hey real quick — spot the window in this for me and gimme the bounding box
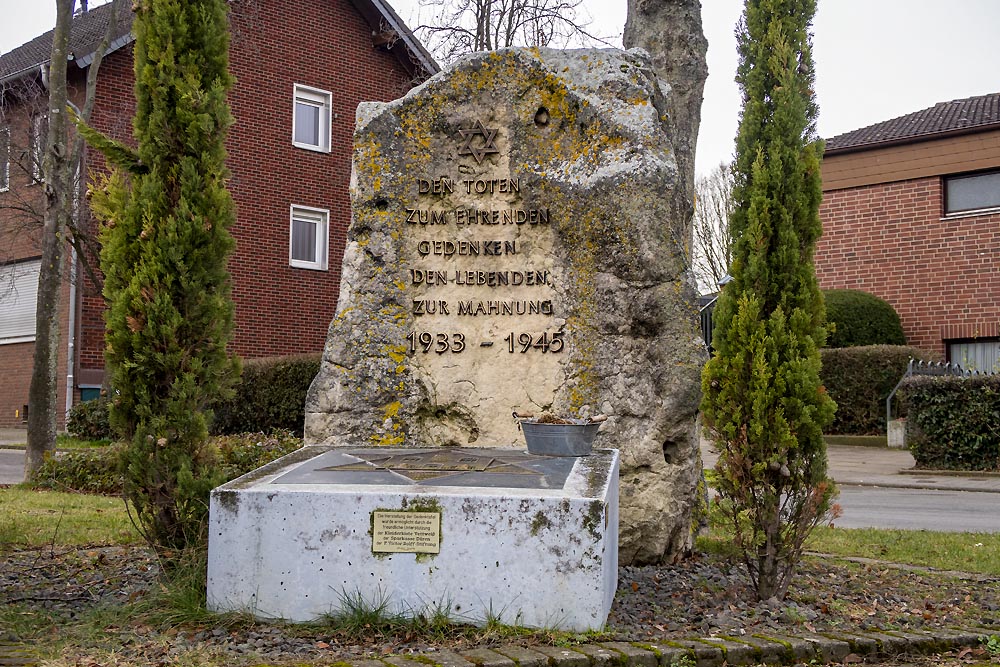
[0,259,41,344]
[949,339,1000,375]
[30,113,47,183]
[944,170,1000,215]
[0,127,9,192]
[293,85,332,152]
[289,205,329,270]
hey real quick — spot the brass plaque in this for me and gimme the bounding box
[372,511,441,554]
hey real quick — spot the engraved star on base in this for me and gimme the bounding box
[457,120,500,164]
[320,449,542,483]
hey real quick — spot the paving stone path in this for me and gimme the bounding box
[0,644,35,666]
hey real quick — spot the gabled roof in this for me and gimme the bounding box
[825,92,1000,155]
[0,3,133,84]
[0,0,437,86]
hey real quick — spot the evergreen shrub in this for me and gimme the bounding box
[902,375,1000,470]
[700,0,835,600]
[211,354,321,436]
[824,289,905,348]
[820,345,935,435]
[29,431,303,495]
[84,0,240,553]
[67,396,113,440]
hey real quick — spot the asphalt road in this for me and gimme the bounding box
[0,449,24,485]
[834,485,1000,533]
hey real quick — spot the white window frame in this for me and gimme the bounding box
[0,259,41,345]
[0,127,9,192]
[292,84,332,153]
[289,204,329,271]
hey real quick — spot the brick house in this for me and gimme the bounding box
[0,0,437,428]
[815,93,1000,373]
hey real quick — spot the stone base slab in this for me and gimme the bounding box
[207,446,619,631]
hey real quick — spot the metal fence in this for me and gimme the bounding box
[886,358,987,424]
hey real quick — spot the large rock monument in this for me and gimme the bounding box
[305,47,705,564]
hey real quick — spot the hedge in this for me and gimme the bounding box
[210,353,322,436]
[30,430,303,494]
[67,395,113,440]
[824,289,906,348]
[901,375,1000,471]
[820,345,935,435]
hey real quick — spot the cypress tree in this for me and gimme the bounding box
[86,0,239,554]
[700,0,837,600]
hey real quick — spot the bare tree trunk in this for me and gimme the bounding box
[25,0,75,477]
[25,0,123,477]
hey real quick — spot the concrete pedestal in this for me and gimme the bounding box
[207,446,619,631]
[888,419,907,449]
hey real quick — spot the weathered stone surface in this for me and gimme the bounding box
[305,47,705,564]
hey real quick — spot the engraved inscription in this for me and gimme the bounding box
[404,122,564,356]
[372,511,441,554]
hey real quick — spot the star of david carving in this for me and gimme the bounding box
[320,449,543,483]
[457,120,500,164]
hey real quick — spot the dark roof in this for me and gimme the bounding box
[0,3,133,84]
[825,92,1000,154]
[0,0,436,85]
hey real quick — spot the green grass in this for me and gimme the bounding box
[0,435,112,450]
[822,434,888,448]
[806,526,1000,574]
[698,499,1000,575]
[56,434,114,449]
[0,487,140,549]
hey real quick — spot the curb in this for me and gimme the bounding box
[333,627,989,667]
[836,480,1000,494]
[0,626,991,666]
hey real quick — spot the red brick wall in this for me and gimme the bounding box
[0,77,79,428]
[0,342,34,426]
[78,0,415,376]
[3,0,417,425]
[815,176,1000,357]
[224,0,413,358]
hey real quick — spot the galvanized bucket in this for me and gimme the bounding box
[515,413,605,456]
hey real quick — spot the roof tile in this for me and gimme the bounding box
[0,3,133,81]
[825,92,1000,153]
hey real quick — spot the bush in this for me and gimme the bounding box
[29,431,303,495]
[211,354,321,436]
[67,396,114,440]
[215,430,303,480]
[902,375,1000,471]
[824,289,906,348]
[820,345,936,435]
[30,445,124,495]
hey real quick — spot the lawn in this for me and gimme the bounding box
[0,487,140,549]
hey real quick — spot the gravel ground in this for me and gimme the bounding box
[3,545,999,665]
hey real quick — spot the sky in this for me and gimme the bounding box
[1,0,997,178]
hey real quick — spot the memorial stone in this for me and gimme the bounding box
[304,47,705,564]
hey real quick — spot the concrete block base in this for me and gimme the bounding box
[207,446,619,631]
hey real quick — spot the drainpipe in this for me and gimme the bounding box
[65,247,78,419]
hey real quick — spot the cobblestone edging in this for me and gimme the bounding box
[349,627,988,667]
[0,627,989,666]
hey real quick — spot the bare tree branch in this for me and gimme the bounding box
[691,162,734,294]
[414,0,612,64]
